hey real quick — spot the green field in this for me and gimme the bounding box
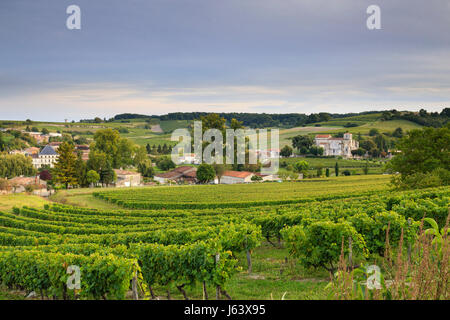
[93,175,391,209]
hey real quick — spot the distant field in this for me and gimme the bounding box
[315,119,422,135]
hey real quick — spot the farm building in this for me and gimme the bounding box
[114,170,142,187]
[220,170,254,184]
[154,166,197,184]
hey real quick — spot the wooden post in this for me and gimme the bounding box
[202,281,208,300]
[215,253,221,300]
[131,272,139,300]
[407,218,412,263]
[246,250,252,274]
[348,237,353,268]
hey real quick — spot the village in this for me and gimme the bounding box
[0,121,374,196]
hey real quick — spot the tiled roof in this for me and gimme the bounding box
[155,171,182,179]
[173,166,196,174]
[315,135,332,139]
[222,170,253,179]
[114,169,140,176]
[39,145,58,156]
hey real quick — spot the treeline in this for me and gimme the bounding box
[382,108,449,128]
[113,112,335,128]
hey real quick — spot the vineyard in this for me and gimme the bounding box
[92,175,390,209]
[0,177,448,299]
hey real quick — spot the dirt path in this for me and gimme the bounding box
[151,124,163,133]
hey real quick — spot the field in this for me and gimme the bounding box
[0,174,448,300]
[93,175,391,209]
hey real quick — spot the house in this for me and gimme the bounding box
[32,145,59,169]
[28,132,48,144]
[48,141,62,151]
[254,173,278,182]
[75,145,90,161]
[24,147,40,156]
[154,166,197,184]
[220,170,254,184]
[114,170,142,187]
[7,176,49,196]
[255,148,280,159]
[178,153,201,165]
[314,133,359,158]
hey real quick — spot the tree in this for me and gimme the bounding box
[0,154,36,178]
[388,125,450,188]
[200,113,226,135]
[292,135,313,153]
[360,139,376,152]
[156,157,176,171]
[230,118,244,130]
[100,161,116,186]
[0,133,5,151]
[146,143,151,154]
[325,168,330,177]
[335,162,339,177]
[369,128,379,136]
[293,160,309,175]
[75,153,88,187]
[91,129,134,169]
[316,166,323,177]
[251,174,263,182]
[87,149,107,173]
[196,163,216,183]
[133,146,148,166]
[213,163,226,184]
[280,145,293,158]
[393,127,403,138]
[351,148,365,157]
[39,170,52,181]
[86,170,100,187]
[41,128,50,135]
[363,162,369,175]
[54,142,78,188]
[309,145,324,156]
[137,160,154,178]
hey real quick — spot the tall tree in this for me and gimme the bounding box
[292,135,314,153]
[54,142,78,188]
[335,162,339,177]
[197,163,216,183]
[388,125,450,188]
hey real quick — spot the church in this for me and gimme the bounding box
[314,133,359,158]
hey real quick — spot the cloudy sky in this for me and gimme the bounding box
[0,0,449,121]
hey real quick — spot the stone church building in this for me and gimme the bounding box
[314,133,359,158]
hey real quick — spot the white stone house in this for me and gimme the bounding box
[114,170,142,187]
[314,133,359,158]
[32,145,59,169]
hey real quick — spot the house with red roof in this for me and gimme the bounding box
[220,170,254,184]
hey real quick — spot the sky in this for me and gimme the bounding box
[0,0,449,121]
